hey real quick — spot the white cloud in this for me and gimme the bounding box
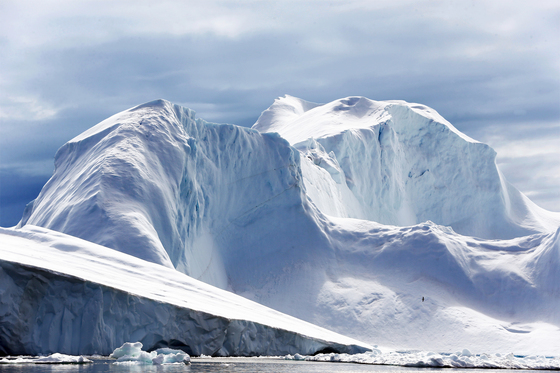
[1,0,291,48]
[494,138,560,160]
[0,96,59,121]
[0,0,558,216]
[487,131,560,212]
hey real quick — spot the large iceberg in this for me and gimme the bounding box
[7,96,560,356]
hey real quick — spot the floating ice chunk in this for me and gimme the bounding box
[110,342,190,365]
[306,350,560,370]
[110,342,144,359]
[0,358,31,364]
[151,354,164,365]
[0,354,91,364]
[115,351,157,364]
[429,355,445,366]
[154,347,184,355]
[163,353,190,364]
[152,350,190,365]
[35,354,92,364]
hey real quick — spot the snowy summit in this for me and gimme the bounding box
[1,95,559,359]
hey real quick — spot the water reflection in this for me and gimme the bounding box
[0,358,531,373]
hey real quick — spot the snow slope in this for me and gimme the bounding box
[283,217,560,355]
[11,96,560,356]
[0,225,370,356]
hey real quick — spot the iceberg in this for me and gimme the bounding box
[110,342,190,365]
[109,342,146,359]
[4,96,560,356]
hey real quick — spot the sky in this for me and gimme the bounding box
[0,0,559,227]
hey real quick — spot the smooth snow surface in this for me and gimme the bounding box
[9,96,560,356]
[0,225,370,356]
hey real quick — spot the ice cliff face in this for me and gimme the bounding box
[12,96,560,355]
[0,226,369,356]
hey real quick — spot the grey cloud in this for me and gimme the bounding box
[0,0,558,224]
[497,155,560,212]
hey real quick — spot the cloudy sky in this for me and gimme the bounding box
[1,0,559,226]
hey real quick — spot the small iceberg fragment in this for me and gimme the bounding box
[109,341,144,359]
[35,354,92,364]
[0,353,92,364]
[110,342,190,365]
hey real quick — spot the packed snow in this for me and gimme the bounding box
[5,96,560,357]
[0,225,370,356]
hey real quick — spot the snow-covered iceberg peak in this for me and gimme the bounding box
[253,95,560,239]
[253,95,476,147]
[18,99,307,288]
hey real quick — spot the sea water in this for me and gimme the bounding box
[0,358,541,373]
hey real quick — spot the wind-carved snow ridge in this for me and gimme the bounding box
[7,95,560,357]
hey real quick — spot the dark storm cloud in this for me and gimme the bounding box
[0,168,50,227]
[1,0,559,225]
